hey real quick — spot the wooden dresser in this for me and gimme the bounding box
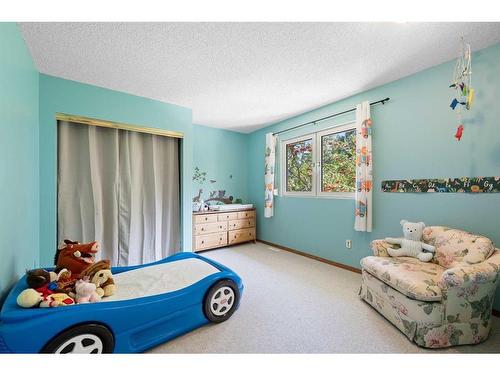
[192,208,256,252]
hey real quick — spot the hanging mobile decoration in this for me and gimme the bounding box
[449,38,474,141]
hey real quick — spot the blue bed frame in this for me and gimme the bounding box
[0,252,243,353]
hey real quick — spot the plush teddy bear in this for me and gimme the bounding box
[91,269,115,298]
[385,220,436,262]
[79,260,116,297]
[75,277,101,304]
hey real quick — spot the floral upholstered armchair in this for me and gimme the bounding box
[359,226,500,348]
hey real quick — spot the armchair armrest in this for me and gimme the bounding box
[441,251,500,288]
[440,251,500,324]
[370,239,399,257]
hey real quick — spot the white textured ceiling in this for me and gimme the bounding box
[20,22,500,133]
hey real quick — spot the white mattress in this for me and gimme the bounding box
[103,258,219,302]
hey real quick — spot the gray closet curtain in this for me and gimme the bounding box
[57,121,180,266]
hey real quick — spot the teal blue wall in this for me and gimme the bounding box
[0,23,39,302]
[247,42,500,309]
[39,74,193,266]
[193,124,248,204]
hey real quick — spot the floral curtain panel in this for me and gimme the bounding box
[354,101,373,232]
[264,132,276,218]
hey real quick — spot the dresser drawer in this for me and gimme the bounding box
[217,212,238,221]
[194,221,227,235]
[195,233,227,251]
[194,214,218,224]
[228,228,256,245]
[237,210,255,219]
[228,218,255,230]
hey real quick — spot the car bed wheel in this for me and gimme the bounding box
[41,324,114,354]
[204,279,240,323]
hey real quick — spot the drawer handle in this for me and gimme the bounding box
[201,228,204,231]
[249,233,252,236]
[201,241,204,244]
[220,238,223,241]
[204,217,208,220]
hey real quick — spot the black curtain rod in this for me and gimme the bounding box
[272,97,390,136]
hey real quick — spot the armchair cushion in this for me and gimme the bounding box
[361,256,445,301]
[422,226,495,268]
[361,270,444,325]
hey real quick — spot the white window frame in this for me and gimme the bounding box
[280,121,356,199]
[280,133,316,197]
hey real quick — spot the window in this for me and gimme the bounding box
[281,122,356,198]
[284,135,315,195]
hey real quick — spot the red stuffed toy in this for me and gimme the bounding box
[54,239,99,278]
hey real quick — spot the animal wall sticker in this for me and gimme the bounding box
[381,177,500,193]
[192,166,235,205]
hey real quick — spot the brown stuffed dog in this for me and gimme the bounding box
[79,260,116,297]
[54,239,99,278]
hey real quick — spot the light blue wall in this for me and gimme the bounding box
[247,42,500,309]
[39,74,193,266]
[193,124,248,204]
[0,23,39,302]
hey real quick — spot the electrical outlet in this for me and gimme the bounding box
[345,240,352,249]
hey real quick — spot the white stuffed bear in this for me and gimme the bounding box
[385,220,436,262]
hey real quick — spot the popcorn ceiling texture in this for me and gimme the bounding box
[19,22,500,132]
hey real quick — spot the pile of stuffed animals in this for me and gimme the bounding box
[16,239,117,308]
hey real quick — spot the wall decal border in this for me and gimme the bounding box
[381,177,500,193]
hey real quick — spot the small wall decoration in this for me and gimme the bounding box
[192,166,207,185]
[192,166,235,205]
[449,38,475,141]
[192,166,207,205]
[382,177,500,193]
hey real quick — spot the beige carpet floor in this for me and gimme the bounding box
[148,242,500,353]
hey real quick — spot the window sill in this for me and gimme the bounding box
[280,193,355,200]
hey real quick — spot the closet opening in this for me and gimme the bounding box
[56,114,182,266]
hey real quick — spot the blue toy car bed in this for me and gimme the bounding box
[0,252,243,353]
